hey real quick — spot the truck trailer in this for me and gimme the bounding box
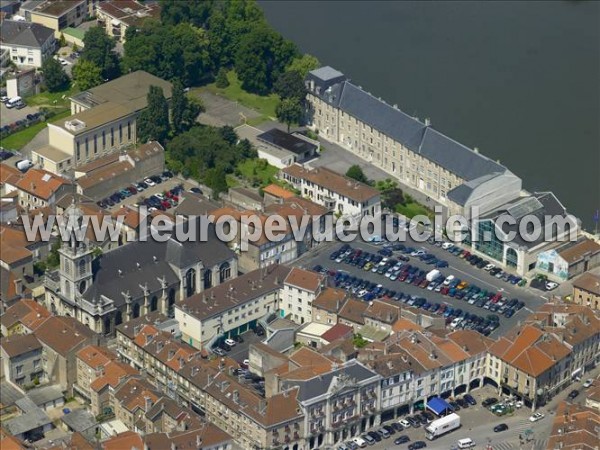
[426,269,442,282]
[425,413,461,440]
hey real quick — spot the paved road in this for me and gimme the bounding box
[297,237,547,338]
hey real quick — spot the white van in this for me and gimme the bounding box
[458,438,475,448]
[6,96,22,108]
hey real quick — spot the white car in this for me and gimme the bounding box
[352,437,367,448]
[411,250,426,257]
[58,58,68,65]
[484,264,495,271]
[545,281,559,291]
[529,412,545,422]
[442,242,454,250]
[145,178,156,187]
[515,401,523,408]
[443,275,455,285]
[398,419,411,428]
[224,338,236,347]
[583,379,594,388]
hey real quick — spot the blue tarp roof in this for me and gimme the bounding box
[427,397,452,415]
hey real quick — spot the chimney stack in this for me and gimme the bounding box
[13,278,23,295]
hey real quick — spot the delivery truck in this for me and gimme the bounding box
[426,269,442,283]
[425,413,461,440]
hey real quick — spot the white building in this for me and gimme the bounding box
[282,267,325,325]
[0,20,55,68]
[280,164,381,217]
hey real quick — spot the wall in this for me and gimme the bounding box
[0,346,44,386]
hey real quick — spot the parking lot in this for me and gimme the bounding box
[1,101,40,128]
[298,237,547,338]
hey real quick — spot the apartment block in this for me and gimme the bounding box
[20,0,98,36]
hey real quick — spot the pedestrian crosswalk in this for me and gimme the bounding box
[488,439,548,450]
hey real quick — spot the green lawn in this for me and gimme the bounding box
[235,158,279,188]
[395,201,433,219]
[1,109,71,150]
[25,85,77,108]
[190,71,279,123]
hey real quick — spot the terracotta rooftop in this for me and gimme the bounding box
[392,317,424,333]
[338,298,369,325]
[34,316,96,357]
[559,238,600,264]
[289,346,335,370]
[0,333,42,358]
[15,168,70,200]
[113,376,160,414]
[0,299,50,332]
[284,267,325,292]
[0,163,23,187]
[281,164,380,203]
[446,330,495,356]
[77,344,116,369]
[312,287,348,313]
[111,205,141,229]
[363,300,400,324]
[264,196,330,219]
[320,323,353,343]
[573,272,600,296]
[90,360,138,392]
[547,401,600,450]
[263,183,295,199]
[102,431,144,450]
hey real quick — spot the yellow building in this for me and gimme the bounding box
[20,0,98,37]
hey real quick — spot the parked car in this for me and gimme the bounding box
[408,441,427,450]
[482,398,498,407]
[567,390,579,400]
[395,435,410,445]
[583,379,594,388]
[463,394,477,405]
[529,412,545,422]
[224,338,236,347]
[212,347,226,356]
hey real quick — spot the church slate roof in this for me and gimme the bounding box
[83,221,235,306]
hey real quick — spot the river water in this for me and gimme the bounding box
[260,1,600,230]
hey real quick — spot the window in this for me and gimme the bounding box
[76,141,80,160]
[16,365,23,375]
[85,137,89,158]
[127,121,131,140]
[119,124,123,142]
[110,128,114,146]
[102,130,106,147]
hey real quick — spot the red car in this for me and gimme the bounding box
[440,286,450,295]
[160,200,171,209]
[491,293,502,303]
[127,185,137,195]
[419,279,429,289]
[437,304,447,315]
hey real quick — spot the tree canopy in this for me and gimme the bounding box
[346,165,369,184]
[171,79,204,135]
[276,98,303,132]
[274,70,306,101]
[166,125,257,194]
[42,57,69,92]
[235,26,297,95]
[81,26,120,80]
[286,54,320,78]
[72,60,102,91]
[123,21,212,87]
[137,86,170,144]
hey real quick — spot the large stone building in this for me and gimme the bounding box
[572,272,600,311]
[44,205,236,335]
[304,66,522,218]
[32,71,172,174]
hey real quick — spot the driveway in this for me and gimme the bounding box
[194,91,260,127]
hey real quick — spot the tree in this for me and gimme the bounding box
[160,0,215,27]
[235,25,297,94]
[59,33,67,47]
[287,54,320,78]
[81,26,120,80]
[204,166,228,198]
[215,67,229,88]
[274,70,306,101]
[72,60,102,90]
[138,86,170,144]
[72,43,79,53]
[346,165,369,184]
[42,57,69,92]
[276,98,303,132]
[171,80,204,135]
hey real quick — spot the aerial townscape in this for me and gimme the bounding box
[0,1,598,450]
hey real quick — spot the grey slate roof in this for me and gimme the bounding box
[83,220,235,305]
[4,397,52,436]
[308,67,508,181]
[447,172,503,205]
[282,360,379,402]
[309,66,345,82]
[0,20,54,48]
[27,385,64,407]
[61,408,97,432]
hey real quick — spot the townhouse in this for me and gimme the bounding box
[487,303,600,410]
[15,168,71,209]
[176,264,291,350]
[280,164,380,217]
[546,401,600,450]
[0,299,50,336]
[0,20,55,68]
[0,333,44,386]
[304,66,522,219]
[311,287,348,326]
[281,268,325,325]
[74,345,118,403]
[572,272,600,311]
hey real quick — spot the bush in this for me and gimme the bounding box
[215,68,230,88]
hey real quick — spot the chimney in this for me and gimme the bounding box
[13,278,23,295]
[168,349,175,360]
[233,390,239,404]
[191,366,199,377]
[259,399,267,415]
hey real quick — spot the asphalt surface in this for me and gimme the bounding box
[296,237,549,338]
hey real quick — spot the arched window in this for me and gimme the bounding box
[132,302,140,318]
[150,296,158,312]
[78,259,86,276]
[203,269,212,290]
[79,280,86,294]
[185,268,196,297]
[219,262,231,283]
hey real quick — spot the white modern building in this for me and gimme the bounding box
[0,20,55,68]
